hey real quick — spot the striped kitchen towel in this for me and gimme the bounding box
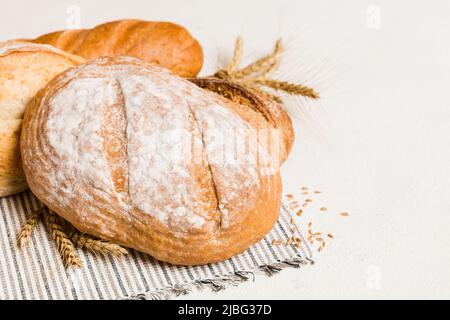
[0,191,312,300]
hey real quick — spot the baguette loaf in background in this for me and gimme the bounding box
[0,41,84,197]
[31,19,204,77]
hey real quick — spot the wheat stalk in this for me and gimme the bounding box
[226,36,243,74]
[16,207,44,248]
[255,79,320,99]
[45,211,82,268]
[18,205,128,269]
[71,232,128,257]
[213,37,319,101]
[233,39,283,78]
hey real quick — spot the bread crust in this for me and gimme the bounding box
[31,19,204,77]
[0,41,84,197]
[21,57,283,265]
[189,77,295,163]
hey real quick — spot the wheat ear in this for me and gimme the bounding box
[233,39,283,78]
[226,36,243,73]
[213,37,319,101]
[45,211,82,268]
[71,233,128,257]
[255,79,320,99]
[17,207,44,248]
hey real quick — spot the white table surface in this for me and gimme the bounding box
[1,0,449,299]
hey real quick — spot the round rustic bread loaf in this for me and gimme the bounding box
[21,56,287,265]
[0,41,84,197]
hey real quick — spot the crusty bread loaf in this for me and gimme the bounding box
[21,56,284,265]
[31,19,204,77]
[0,41,84,197]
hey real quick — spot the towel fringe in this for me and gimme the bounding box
[121,255,313,300]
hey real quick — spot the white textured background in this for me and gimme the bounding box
[1,0,449,299]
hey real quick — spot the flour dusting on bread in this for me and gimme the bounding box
[42,57,272,233]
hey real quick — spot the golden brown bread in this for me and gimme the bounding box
[0,41,84,197]
[21,56,285,265]
[31,19,204,77]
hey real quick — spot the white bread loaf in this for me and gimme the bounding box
[0,41,84,197]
